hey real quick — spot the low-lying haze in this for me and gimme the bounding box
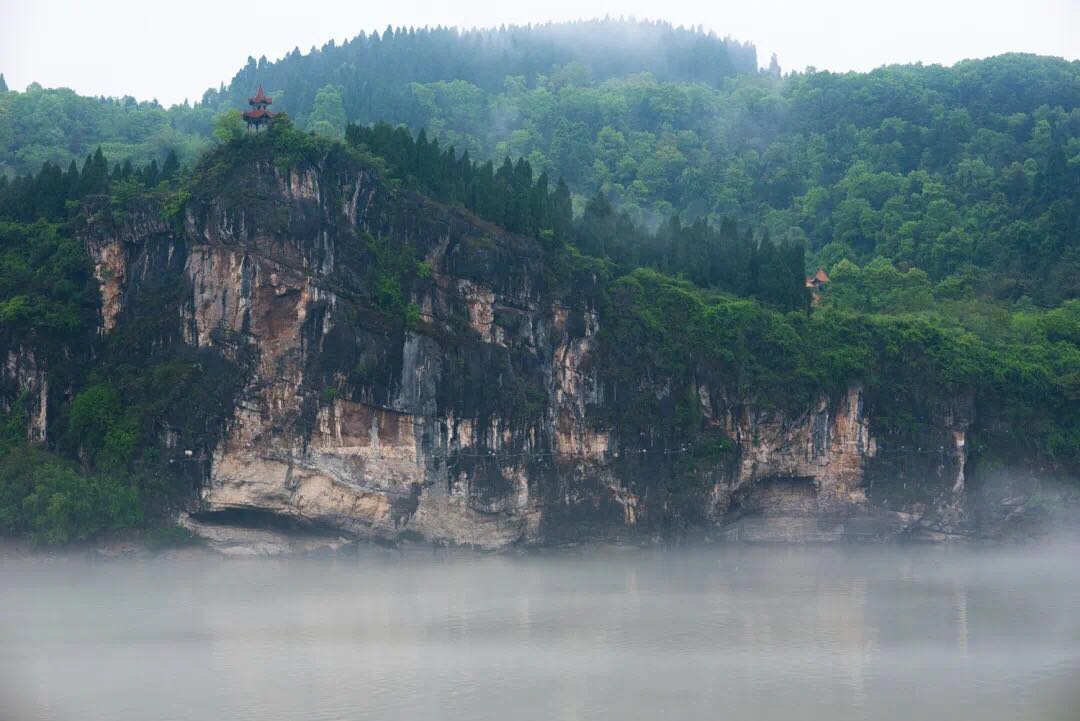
[2,545,1078,721]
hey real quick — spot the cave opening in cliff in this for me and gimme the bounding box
[190,507,347,538]
[728,475,819,516]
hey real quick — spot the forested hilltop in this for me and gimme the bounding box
[0,21,1077,303]
[0,20,755,176]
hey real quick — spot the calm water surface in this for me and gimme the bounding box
[2,545,1078,721]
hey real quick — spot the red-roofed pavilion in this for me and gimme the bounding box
[243,85,274,130]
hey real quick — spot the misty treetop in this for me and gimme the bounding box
[0,20,753,174]
[380,53,1077,303]
[208,20,758,114]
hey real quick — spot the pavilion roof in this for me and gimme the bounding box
[248,85,273,105]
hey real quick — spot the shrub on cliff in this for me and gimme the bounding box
[0,221,98,344]
[596,268,1077,475]
[0,446,141,545]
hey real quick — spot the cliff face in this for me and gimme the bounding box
[66,158,978,550]
[2,347,48,444]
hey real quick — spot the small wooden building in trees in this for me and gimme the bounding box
[805,267,830,290]
[243,85,274,130]
[805,267,830,304]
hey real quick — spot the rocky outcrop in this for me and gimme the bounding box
[77,156,980,551]
[2,347,48,443]
[84,209,172,333]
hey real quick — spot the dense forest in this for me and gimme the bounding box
[0,19,1076,543]
[344,121,808,310]
[0,20,754,176]
[2,23,1077,301]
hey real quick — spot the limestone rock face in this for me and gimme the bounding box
[76,158,977,549]
[3,347,48,443]
[84,210,171,333]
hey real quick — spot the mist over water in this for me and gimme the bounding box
[2,545,1077,721]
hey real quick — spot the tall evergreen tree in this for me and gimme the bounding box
[551,178,573,243]
[767,53,781,77]
[141,160,160,187]
[79,148,110,196]
[161,150,180,181]
[531,171,552,236]
[63,160,80,199]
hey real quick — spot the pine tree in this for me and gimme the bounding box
[511,158,534,233]
[63,160,80,199]
[79,148,110,196]
[531,171,551,236]
[470,161,495,219]
[578,193,615,257]
[141,160,160,187]
[767,54,781,78]
[551,178,573,242]
[1035,143,1068,205]
[731,227,755,297]
[783,240,810,311]
[494,158,515,229]
[0,73,8,93]
[161,150,180,181]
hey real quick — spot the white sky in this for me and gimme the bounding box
[1,0,1077,107]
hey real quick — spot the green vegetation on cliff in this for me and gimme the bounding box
[0,26,1076,542]
[0,220,98,342]
[200,122,1077,479]
[599,269,1077,462]
[0,148,245,544]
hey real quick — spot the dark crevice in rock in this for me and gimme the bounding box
[191,508,347,538]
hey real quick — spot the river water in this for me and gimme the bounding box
[1,544,1077,721]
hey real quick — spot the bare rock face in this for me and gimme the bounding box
[84,208,172,333]
[2,347,48,443]
[720,385,875,507]
[172,166,555,549]
[79,158,977,550]
[707,385,878,541]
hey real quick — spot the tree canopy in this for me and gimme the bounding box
[1,27,1075,304]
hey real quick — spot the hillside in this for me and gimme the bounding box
[0,121,1075,548]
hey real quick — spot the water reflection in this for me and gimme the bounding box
[2,545,1077,721]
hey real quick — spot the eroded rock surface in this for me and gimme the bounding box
[74,157,980,550]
